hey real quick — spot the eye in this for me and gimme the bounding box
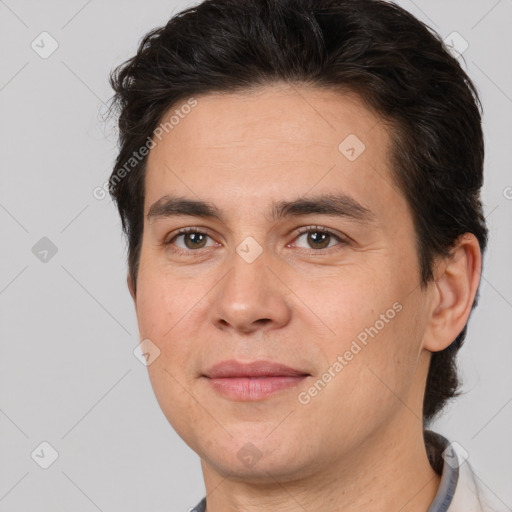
[292,226,348,251]
[166,228,217,251]
[164,225,348,255]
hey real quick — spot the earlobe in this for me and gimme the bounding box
[423,233,482,352]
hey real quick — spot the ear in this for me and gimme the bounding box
[127,273,136,302]
[423,233,482,352]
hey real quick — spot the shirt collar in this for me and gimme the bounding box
[425,430,459,512]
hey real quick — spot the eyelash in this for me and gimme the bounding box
[164,226,349,255]
[294,226,348,252]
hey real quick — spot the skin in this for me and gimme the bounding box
[128,84,482,512]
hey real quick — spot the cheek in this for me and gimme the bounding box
[134,268,205,437]
[294,263,424,397]
[301,302,425,443]
[288,264,394,347]
[341,292,427,408]
[135,253,196,337]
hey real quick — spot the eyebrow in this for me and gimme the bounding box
[147,193,375,224]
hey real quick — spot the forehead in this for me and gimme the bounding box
[144,85,403,222]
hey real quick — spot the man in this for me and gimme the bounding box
[107,0,502,510]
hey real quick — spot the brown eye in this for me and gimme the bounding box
[294,227,346,251]
[305,231,332,249]
[167,229,216,251]
[182,232,208,249]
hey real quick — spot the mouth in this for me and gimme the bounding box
[202,360,311,401]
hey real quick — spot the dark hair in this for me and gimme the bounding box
[108,0,488,424]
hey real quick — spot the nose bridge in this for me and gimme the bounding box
[210,238,291,332]
[226,240,272,311]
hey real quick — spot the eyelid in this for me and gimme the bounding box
[294,225,347,239]
[290,225,350,249]
[164,226,216,244]
[164,225,350,254]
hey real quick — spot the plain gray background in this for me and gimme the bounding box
[0,0,511,510]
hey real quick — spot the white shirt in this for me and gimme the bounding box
[428,431,509,512]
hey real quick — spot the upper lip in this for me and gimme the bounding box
[203,360,310,378]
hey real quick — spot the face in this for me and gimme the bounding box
[132,85,435,482]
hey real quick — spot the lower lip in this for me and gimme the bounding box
[204,376,308,400]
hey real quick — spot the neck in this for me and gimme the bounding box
[200,414,441,512]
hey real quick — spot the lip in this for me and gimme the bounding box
[202,360,310,401]
[203,359,309,378]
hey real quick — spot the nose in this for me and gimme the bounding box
[208,245,292,335]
